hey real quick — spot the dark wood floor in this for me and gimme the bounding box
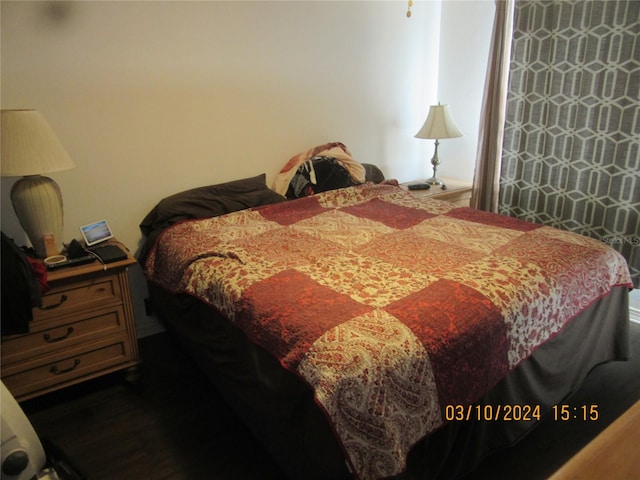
[22,321,640,480]
[22,333,286,480]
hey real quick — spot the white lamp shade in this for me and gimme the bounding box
[414,104,463,140]
[1,110,75,176]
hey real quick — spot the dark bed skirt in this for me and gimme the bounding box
[148,285,630,480]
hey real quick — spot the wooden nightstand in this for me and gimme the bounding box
[400,177,473,207]
[1,241,139,401]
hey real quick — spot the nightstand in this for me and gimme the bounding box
[400,177,473,207]
[1,241,139,401]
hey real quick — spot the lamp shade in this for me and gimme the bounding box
[414,104,463,140]
[1,110,75,177]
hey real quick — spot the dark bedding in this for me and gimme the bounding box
[148,284,629,479]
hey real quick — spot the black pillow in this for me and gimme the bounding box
[139,174,285,261]
[362,163,385,184]
[140,174,285,236]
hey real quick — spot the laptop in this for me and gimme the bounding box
[79,219,128,263]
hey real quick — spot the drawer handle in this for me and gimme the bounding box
[39,294,68,310]
[50,359,80,375]
[43,327,74,343]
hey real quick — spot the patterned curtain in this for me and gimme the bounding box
[500,0,640,288]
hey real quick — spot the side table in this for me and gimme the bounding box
[400,177,473,207]
[1,241,139,401]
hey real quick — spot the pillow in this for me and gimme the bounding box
[138,174,285,260]
[362,163,385,184]
[140,174,285,237]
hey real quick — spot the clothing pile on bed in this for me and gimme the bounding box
[272,142,366,198]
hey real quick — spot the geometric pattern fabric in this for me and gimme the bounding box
[500,0,640,287]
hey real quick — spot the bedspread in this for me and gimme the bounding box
[144,183,632,479]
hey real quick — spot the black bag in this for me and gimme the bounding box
[286,156,354,199]
[1,232,42,335]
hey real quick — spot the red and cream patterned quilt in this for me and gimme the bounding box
[144,183,632,479]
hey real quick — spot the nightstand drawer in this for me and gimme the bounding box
[33,274,122,322]
[2,337,134,400]
[2,307,127,365]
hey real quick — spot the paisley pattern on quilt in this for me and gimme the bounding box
[144,183,632,480]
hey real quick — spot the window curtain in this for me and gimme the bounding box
[471,0,514,213]
[498,0,640,288]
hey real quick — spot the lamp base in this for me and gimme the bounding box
[425,140,447,190]
[424,177,447,190]
[11,175,65,258]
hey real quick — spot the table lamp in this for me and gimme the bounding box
[1,110,76,257]
[414,104,463,190]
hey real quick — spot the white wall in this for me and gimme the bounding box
[437,0,495,181]
[1,0,493,336]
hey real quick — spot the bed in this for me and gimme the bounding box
[140,171,632,480]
